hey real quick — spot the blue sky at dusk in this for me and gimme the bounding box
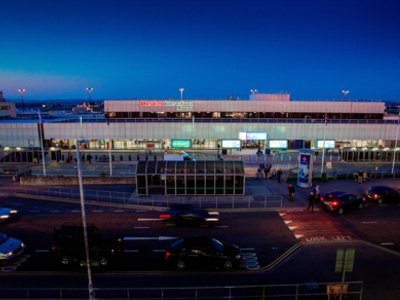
[1,0,399,102]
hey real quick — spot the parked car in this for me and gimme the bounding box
[159,204,220,227]
[0,233,25,261]
[50,223,123,267]
[165,236,241,271]
[366,186,400,204]
[0,206,18,223]
[321,191,366,215]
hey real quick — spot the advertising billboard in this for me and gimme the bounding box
[317,140,335,149]
[269,140,288,149]
[171,139,192,149]
[239,132,267,141]
[221,139,241,149]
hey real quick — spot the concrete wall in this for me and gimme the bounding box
[20,176,136,186]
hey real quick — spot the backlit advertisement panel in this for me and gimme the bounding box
[239,132,267,140]
[317,140,335,149]
[222,139,241,149]
[269,140,288,149]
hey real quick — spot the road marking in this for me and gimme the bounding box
[279,213,286,217]
[125,249,139,253]
[49,210,60,213]
[288,226,297,230]
[362,221,377,224]
[380,242,395,246]
[134,226,150,229]
[284,220,292,225]
[215,225,229,228]
[240,248,255,251]
[124,236,178,241]
[35,249,49,253]
[138,218,162,221]
[295,234,304,239]
[152,249,166,253]
[92,210,103,213]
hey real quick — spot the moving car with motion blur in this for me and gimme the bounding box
[321,191,366,215]
[0,206,18,223]
[0,233,25,261]
[165,236,241,271]
[50,223,123,267]
[366,186,400,204]
[159,204,220,227]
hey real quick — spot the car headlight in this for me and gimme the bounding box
[0,215,10,219]
[235,254,241,260]
[5,251,13,257]
[10,210,18,214]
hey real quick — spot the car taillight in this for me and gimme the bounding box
[51,245,56,251]
[159,214,172,219]
[373,194,379,199]
[165,251,171,258]
[331,201,339,206]
[320,197,325,201]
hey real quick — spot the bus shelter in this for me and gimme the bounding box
[136,160,245,196]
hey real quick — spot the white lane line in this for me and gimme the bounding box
[288,226,297,230]
[380,242,395,246]
[125,249,139,253]
[279,213,286,217]
[138,218,162,221]
[215,225,229,228]
[35,249,49,253]
[284,220,293,225]
[113,210,125,213]
[92,210,103,213]
[134,226,150,229]
[295,234,304,239]
[362,221,377,224]
[240,248,255,251]
[152,249,166,253]
[49,210,60,213]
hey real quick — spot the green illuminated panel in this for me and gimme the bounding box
[171,139,192,149]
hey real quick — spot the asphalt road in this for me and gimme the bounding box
[0,194,399,299]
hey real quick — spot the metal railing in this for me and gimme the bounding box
[11,186,283,209]
[0,281,364,299]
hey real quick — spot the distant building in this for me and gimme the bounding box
[0,91,16,118]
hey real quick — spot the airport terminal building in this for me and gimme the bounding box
[0,93,399,162]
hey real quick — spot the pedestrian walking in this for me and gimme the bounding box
[288,183,295,201]
[277,168,283,183]
[307,192,315,212]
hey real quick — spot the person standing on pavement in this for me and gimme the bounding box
[288,183,295,201]
[313,185,320,203]
[307,192,315,212]
[277,168,283,183]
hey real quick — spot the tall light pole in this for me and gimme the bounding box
[86,87,94,106]
[179,88,184,100]
[250,89,258,100]
[18,88,26,112]
[320,110,328,176]
[391,111,400,175]
[76,139,94,299]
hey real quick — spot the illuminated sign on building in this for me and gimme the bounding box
[171,139,192,149]
[239,132,267,140]
[221,139,241,149]
[317,140,335,149]
[140,101,194,111]
[269,140,288,149]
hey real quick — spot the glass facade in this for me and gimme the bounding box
[136,160,245,196]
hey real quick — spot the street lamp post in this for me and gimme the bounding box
[250,89,258,100]
[76,139,94,299]
[391,112,400,175]
[86,87,94,107]
[179,88,184,100]
[18,88,26,112]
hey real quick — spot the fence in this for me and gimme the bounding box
[0,281,364,299]
[12,186,283,209]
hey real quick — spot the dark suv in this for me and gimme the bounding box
[50,223,122,267]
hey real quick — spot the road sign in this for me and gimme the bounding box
[335,248,355,273]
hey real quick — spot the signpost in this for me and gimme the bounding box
[333,248,356,300]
